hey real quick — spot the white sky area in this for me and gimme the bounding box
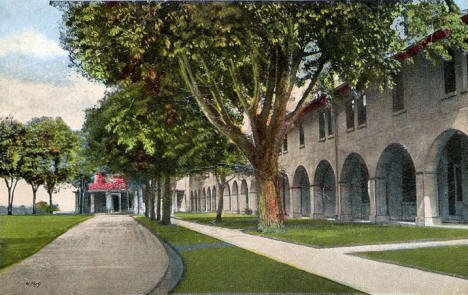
[0,0,106,131]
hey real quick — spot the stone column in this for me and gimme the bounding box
[368,178,377,223]
[288,186,294,218]
[133,190,139,214]
[311,185,321,219]
[106,192,112,212]
[416,171,441,225]
[139,187,144,215]
[338,182,352,221]
[291,186,299,217]
[118,193,122,212]
[127,191,130,212]
[373,177,390,223]
[90,193,95,213]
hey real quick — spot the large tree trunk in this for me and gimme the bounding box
[215,175,226,222]
[144,183,150,218]
[79,184,85,214]
[156,176,162,221]
[31,185,38,215]
[146,180,156,220]
[161,175,172,225]
[253,154,285,232]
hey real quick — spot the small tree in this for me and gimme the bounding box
[35,117,80,214]
[0,117,26,215]
[21,118,53,214]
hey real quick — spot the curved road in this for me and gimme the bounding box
[0,215,169,295]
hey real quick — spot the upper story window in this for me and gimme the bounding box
[283,135,288,153]
[444,49,456,94]
[326,108,334,136]
[392,72,404,112]
[346,99,355,130]
[319,108,334,140]
[357,94,367,126]
[319,111,326,139]
[299,122,305,147]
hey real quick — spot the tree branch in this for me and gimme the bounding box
[285,57,326,127]
[178,56,255,160]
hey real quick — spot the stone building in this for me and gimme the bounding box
[178,46,468,225]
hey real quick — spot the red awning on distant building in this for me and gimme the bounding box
[88,173,127,191]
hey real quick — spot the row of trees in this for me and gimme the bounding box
[58,1,468,231]
[0,116,80,215]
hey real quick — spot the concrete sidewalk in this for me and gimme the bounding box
[0,215,170,295]
[173,218,468,295]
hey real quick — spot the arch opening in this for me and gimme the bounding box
[240,180,249,213]
[341,153,370,220]
[313,161,336,219]
[435,130,468,223]
[202,188,206,212]
[232,181,239,213]
[223,184,231,212]
[376,144,416,221]
[212,185,217,212]
[207,187,212,212]
[293,166,311,217]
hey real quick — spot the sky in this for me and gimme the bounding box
[0,0,106,131]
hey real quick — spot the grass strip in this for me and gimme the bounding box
[175,213,468,247]
[137,216,363,294]
[0,215,93,271]
[356,245,468,279]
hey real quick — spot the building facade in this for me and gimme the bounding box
[80,173,145,214]
[179,50,468,226]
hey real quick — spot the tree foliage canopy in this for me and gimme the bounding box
[58,1,468,230]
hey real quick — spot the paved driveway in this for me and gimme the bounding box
[0,215,169,295]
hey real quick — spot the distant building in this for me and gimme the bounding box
[80,173,144,214]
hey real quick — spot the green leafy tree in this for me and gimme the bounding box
[173,2,468,231]
[20,118,52,214]
[69,132,96,214]
[34,117,80,214]
[58,1,468,231]
[83,89,163,220]
[179,113,246,222]
[0,117,26,215]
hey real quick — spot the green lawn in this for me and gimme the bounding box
[137,216,363,294]
[175,213,468,247]
[174,212,258,229]
[0,215,93,271]
[357,245,468,278]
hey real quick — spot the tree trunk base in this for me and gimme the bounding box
[256,176,285,233]
[257,219,285,233]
